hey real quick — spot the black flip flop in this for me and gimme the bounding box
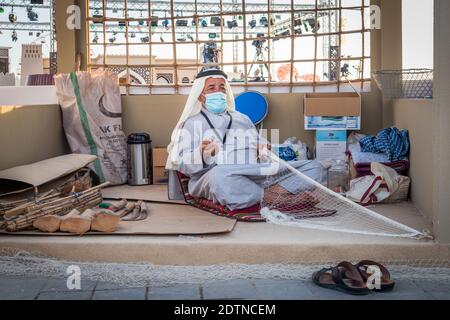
[312,262,371,296]
[355,260,396,292]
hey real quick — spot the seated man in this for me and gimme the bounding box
[166,69,326,211]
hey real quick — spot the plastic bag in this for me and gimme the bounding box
[54,70,128,185]
[272,137,309,161]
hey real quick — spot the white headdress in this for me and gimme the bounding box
[166,69,235,170]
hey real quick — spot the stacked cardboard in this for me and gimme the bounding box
[304,92,362,161]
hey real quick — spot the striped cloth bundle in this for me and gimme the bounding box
[359,127,410,162]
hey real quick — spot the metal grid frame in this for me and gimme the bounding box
[85,0,371,94]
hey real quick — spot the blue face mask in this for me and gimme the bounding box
[204,92,227,114]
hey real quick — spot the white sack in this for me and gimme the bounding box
[54,71,127,185]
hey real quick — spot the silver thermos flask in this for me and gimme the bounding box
[127,133,152,185]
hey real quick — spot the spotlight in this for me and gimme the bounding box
[92,33,99,43]
[151,16,158,27]
[259,16,268,27]
[29,31,33,36]
[130,32,136,38]
[36,31,41,37]
[249,18,256,29]
[140,36,149,43]
[92,10,103,24]
[27,6,39,22]
[176,19,188,27]
[341,63,350,77]
[227,20,238,29]
[200,19,208,27]
[162,18,169,29]
[8,7,17,23]
[108,36,116,43]
[210,16,222,27]
[11,30,18,42]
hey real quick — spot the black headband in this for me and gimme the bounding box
[195,69,228,80]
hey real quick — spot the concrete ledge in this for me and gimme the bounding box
[1,203,447,265]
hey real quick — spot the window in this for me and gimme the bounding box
[86,0,370,94]
[0,0,57,86]
[402,0,433,69]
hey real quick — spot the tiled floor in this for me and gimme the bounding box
[0,275,448,300]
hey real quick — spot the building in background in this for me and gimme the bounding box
[20,44,44,85]
[0,47,11,74]
[90,53,198,86]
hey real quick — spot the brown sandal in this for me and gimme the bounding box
[355,260,395,292]
[312,261,370,296]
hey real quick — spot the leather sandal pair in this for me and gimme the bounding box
[312,260,396,296]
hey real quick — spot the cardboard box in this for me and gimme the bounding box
[152,147,168,167]
[305,116,360,131]
[315,130,347,161]
[152,147,169,184]
[153,166,169,185]
[304,92,361,130]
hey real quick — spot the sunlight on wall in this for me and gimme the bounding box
[0,106,22,115]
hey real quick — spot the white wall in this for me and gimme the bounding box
[402,0,434,69]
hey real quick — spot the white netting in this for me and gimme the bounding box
[260,153,431,240]
[0,249,449,288]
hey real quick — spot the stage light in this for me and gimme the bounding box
[27,6,39,21]
[227,20,238,29]
[9,7,17,23]
[210,16,222,27]
[12,30,18,42]
[259,16,268,27]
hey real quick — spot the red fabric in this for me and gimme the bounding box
[176,171,265,222]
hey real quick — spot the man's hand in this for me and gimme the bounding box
[201,140,220,159]
[257,144,272,155]
[257,144,272,162]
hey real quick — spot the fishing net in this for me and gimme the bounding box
[0,249,449,288]
[259,153,431,240]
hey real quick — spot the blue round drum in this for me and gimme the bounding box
[234,91,268,125]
